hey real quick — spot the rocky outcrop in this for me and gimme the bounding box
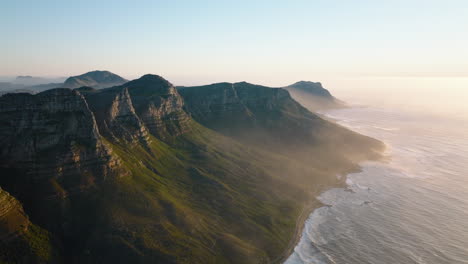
[125,74,191,139]
[83,74,191,141]
[63,70,127,89]
[80,87,150,144]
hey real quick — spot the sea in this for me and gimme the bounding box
[285,78,468,264]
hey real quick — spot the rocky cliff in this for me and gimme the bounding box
[83,74,191,141]
[78,86,150,144]
[0,88,123,242]
[0,88,119,187]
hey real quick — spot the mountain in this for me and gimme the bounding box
[0,75,383,263]
[286,81,332,97]
[179,82,367,155]
[63,70,127,89]
[284,81,344,111]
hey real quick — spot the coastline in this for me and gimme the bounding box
[273,156,384,264]
[272,198,324,264]
[272,167,360,264]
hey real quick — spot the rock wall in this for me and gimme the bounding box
[0,88,121,200]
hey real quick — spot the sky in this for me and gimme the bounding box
[1,0,468,85]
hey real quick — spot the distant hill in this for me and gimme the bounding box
[63,70,127,89]
[284,81,344,111]
[0,71,125,94]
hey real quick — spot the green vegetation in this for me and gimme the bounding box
[89,121,308,263]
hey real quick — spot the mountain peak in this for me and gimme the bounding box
[291,80,322,86]
[129,74,171,85]
[63,70,127,89]
[123,74,174,94]
[287,81,331,97]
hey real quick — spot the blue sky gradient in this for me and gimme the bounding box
[2,0,467,84]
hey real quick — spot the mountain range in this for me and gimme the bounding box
[0,71,383,263]
[0,71,127,95]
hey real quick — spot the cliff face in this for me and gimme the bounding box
[79,87,150,144]
[63,70,127,89]
[83,74,191,141]
[0,88,123,241]
[0,88,119,187]
[125,74,191,139]
[178,82,253,126]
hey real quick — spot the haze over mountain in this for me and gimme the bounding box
[13,76,66,86]
[284,81,344,111]
[0,72,382,263]
[63,70,127,89]
[0,71,128,95]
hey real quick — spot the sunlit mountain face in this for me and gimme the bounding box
[2,1,468,263]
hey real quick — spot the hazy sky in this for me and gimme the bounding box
[2,0,468,85]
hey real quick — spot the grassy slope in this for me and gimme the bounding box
[76,120,354,264]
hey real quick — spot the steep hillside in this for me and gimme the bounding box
[0,75,383,264]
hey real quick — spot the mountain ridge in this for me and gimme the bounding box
[0,73,383,263]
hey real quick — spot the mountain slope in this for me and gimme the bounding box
[63,70,127,89]
[0,187,58,263]
[0,75,383,264]
[179,81,379,162]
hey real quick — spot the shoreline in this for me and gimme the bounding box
[272,198,324,264]
[271,105,387,264]
[273,161,382,264]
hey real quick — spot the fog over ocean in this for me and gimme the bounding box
[285,78,468,264]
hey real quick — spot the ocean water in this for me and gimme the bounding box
[285,106,468,264]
